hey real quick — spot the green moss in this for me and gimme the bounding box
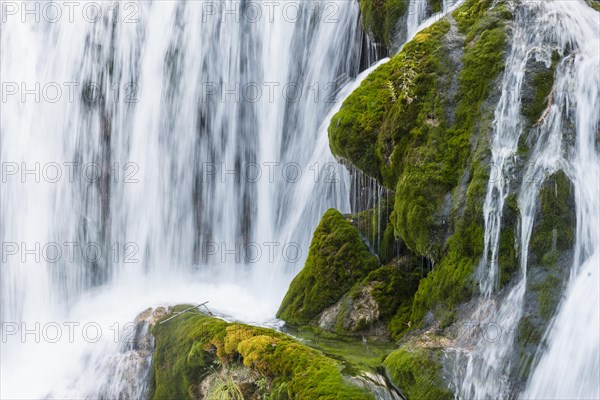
[530,171,575,262]
[329,0,511,326]
[390,1,508,258]
[521,53,558,126]
[499,193,519,287]
[383,345,453,400]
[378,222,397,263]
[151,308,373,400]
[329,21,451,188]
[356,257,423,338]
[428,0,443,13]
[277,209,380,325]
[453,0,511,35]
[587,0,600,12]
[533,274,562,320]
[517,315,542,346]
[359,0,407,48]
[367,261,421,320]
[410,142,490,323]
[288,326,397,374]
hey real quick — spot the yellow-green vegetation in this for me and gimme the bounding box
[383,345,453,400]
[587,0,600,12]
[329,20,451,188]
[429,0,443,13]
[206,373,245,400]
[330,0,512,326]
[409,154,487,323]
[277,209,380,325]
[359,0,407,48]
[400,0,509,258]
[150,307,373,400]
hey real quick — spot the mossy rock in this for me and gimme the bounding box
[318,256,424,337]
[514,171,574,384]
[330,0,511,326]
[499,193,519,288]
[529,171,575,265]
[150,307,373,400]
[520,53,559,127]
[383,345,453,400]
[331,0,510,261]
[359,0,407,49]
[277,209,380,325]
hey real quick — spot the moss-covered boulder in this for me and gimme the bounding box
[330,0,511,259]
[277,209,380,325]
[383,343,453,400]
[317,256,424,338]
[329,0,512,327]
[150,306,373,400]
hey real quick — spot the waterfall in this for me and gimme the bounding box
[455,1,600,398]
[0,1,366,397]
[406,0,462,43]
[523,1,600,397]
[406,0,428,40]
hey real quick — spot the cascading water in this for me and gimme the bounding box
[455,1,600,398]
[406,0,461,41]
[523,1,600,397]
[2,0,596,398]
[0,1,367,397]
[406,0,428,40]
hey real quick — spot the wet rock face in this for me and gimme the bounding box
[135,306,172,327]
[96,307,171,399]
[318,283,385,336]
[383,332,454,400]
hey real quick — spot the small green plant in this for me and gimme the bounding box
[207,372,244,400]
[387,80,397,103]
[256,376,268,398]
[395,53,418,104]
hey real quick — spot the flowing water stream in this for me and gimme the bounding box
[1,0,597,398]
[1,1,363,397]
[455,1,600,398]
